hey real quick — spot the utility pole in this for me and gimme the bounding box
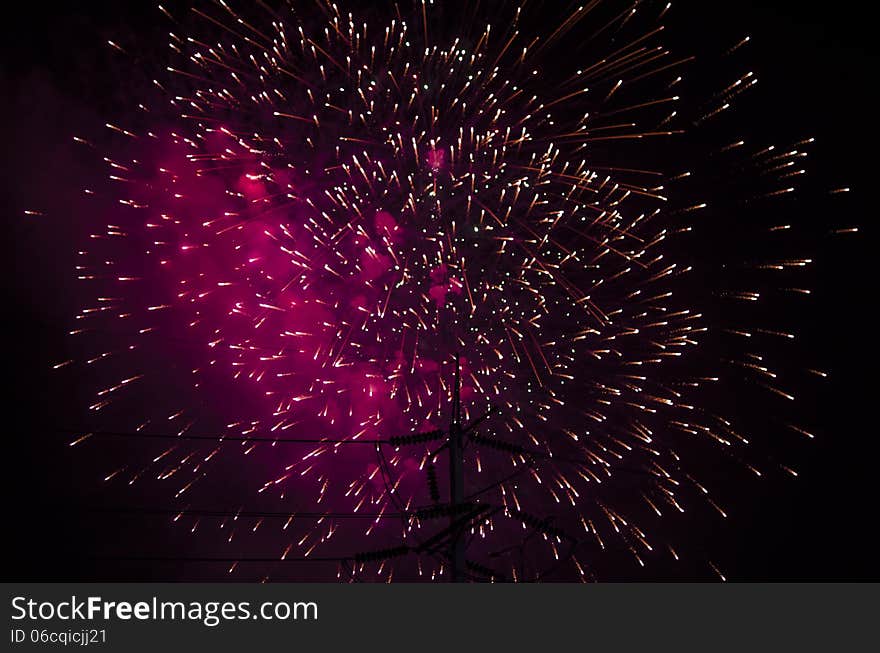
[355,354,524,582]
[448,353,465,582]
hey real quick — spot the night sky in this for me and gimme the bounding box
[2,0,877,581]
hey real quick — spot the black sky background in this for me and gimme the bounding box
[1,0,877,581]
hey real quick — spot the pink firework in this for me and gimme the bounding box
[57,0,853,581]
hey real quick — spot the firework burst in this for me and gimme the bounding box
[57,0,853,581]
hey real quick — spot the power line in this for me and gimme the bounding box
[60,427,657,476]
[89,556,352,563]
[64,506,461,520]
[57,428,393,445]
